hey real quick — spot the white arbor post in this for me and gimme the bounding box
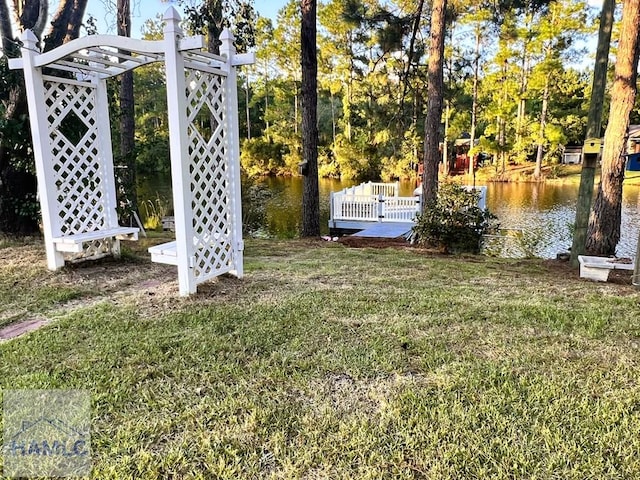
[220,28,245,278]
[19,31,65,270]
[163,8,196,295]
[148,8,254,295]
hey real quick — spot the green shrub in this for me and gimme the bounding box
[412,183,497,254]
[240,137,287,176]
[242,179,274,236]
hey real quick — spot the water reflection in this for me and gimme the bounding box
[486,182,640,258]
[137,174,640,259]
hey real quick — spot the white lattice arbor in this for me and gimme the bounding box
[10,7,252,296]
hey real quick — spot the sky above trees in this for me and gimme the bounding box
[87,0,286,36]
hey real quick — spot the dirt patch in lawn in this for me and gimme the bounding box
[1,236,636,340]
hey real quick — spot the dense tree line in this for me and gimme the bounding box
[240,0,596,182]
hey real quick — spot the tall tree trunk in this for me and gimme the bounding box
[205,0,224,54]
[401,0,425,109]
[570,0,615,265]
[245,76,251,139]
[294,78,299,134]
[330,90,336,144]
[346,50,353,142]
[43,0,87,51]
[422,0,447,207]
[264,63,270,134]
[498,59,508,174]
[0,0,14,54]
[586,0,640,255]
[533,74,550,179]
[516,15,531,152]
[468,25,480,179]
[116,0,138,223]
[443,100,450,176]
[301,0,319,236]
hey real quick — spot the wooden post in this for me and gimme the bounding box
[570,151,598,265]
[329,192,335,227]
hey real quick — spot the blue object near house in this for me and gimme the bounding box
[627,153,640,171]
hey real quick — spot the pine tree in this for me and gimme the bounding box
[301,0,320,236]
[586,0,640,255]
[422,0,447,206]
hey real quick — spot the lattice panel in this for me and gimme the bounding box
[185,69,232,281]
[44,81,106,238]
[65,239,113,262]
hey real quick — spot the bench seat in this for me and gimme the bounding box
[148,241,178,266]
[53,227,139,253]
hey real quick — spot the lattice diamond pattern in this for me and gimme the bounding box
[185,70,232,280]
[45,81,106,240]
[65,239,113,262]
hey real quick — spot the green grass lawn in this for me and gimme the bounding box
[1,238,640,479]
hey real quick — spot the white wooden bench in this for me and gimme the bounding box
[52,227,139,253]
[148,231,227,267]
[148,241,179,266]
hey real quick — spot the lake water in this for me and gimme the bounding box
[137,175,640,259]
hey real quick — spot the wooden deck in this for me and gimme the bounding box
[328,182,421,236]
[350,222,413,239]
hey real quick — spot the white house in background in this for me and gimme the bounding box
[562,145,583,164]
[562,125,640,165]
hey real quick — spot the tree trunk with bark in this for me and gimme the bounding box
[116,0,138,223]
[301,0,319,236]
[468,26,480,179]
[533,74,550,179]
[570,0,614,266]
[0,0,14,54]
[206,0,224,54]
[401,0,425,109]
[586,0,640,255]
[422,0,447,207]
[43,0,87,52]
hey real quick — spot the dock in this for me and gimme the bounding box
[328,181,488,239]
[350,222,413,239]
[328,182,420,238]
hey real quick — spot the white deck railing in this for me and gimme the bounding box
[330,185,421,224]
[332,195,380,221]
[343,181,399,197]
[383,196,422,221]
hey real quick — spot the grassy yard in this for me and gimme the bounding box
[1,237,639,479]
